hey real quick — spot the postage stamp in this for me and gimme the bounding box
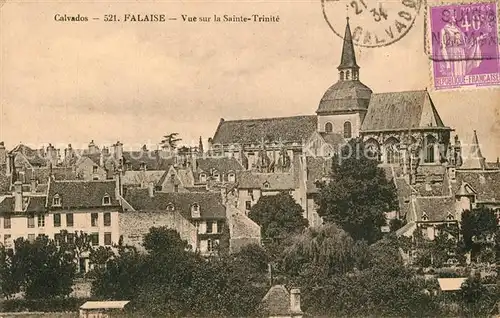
[429,2,500,90]
[322,0,423,47]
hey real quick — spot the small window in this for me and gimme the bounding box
[37,214,45,228]
[66,213,74,227]
[192,203,200,212]
[92,166,98,174]
[325,122,333,133]
[263,182,270,189]
[104,212,111,227]
[206,221,213,234]
[53,214,61,227]
[27,215,35,228]
[228,173,236,182]
[104,232,112,246]
[247,189,253,197]
[213,173,220,182]
[91,213,98,227]
[52,194,61,207]
[28,234,35,243]
[200,173,207,182]
[446,213,455,221]
[421,213,429,221]
[343,121,352,139]
[217,221,224,233]
[102,195,111,206]
[91,233,99,246]
[93,176,99,181]
[245,201,252,210]
[207,239,213,252]
[174,185,179,193]
[167,203,175,211]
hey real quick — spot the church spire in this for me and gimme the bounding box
[338,17,359,81]
[462,130,486,170]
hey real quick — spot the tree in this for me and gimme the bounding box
[248,192,308,242]
[142,226,191,255]
[11,235,76,299]
[0,244,18,298]
[460,272,496,316]
[461,207,498,263]
[161,133,181,149]
[315,138,398,243]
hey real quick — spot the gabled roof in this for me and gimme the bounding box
[47,180,119,209]
[10,144,48,167]
[123,189,226,219]
[259,285,291,316]
[437,278,467,291]
[361,90,450,132]
[454,170,500,202]
[212,116,317,145]
[122,170,166,186]
[237,171,297,190]
[414,196,456,222]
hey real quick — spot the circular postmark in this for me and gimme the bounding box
[322,0,423,47]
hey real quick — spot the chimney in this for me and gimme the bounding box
[0,142,6,166]
[30,178,37,193]
[99,151,105,167]
[114,141,123,162]
[88,140,98,154]
[46,143,57,166]
[289,288,303,317]
[14,181,23,212]
[6,153,14,176]
[148,182,155,198]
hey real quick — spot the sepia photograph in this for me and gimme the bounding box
[0,0,500,317]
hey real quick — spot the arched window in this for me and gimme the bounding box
[425,135,436,163]
[345,70,350,80]
[325,122,333,133]
[343,121,352,139]
[365,138,380,161]
[384,137,400,164]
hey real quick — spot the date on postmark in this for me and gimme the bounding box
[429,2,500,90]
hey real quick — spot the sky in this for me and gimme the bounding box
[1,0,500,160]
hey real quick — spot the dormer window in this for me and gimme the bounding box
[102,194,111,206]
[200,173,207,182]
[140,163,147,171]
[52,194,61,207]
[167,203,175,211]
[191,203,200,218]
[421,213,429,221]
[263,181,270,189]
[93,166,98,174]
[446,213,455,221]
[228,172,236,182]
[213,173,220,182]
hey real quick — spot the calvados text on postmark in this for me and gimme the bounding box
[322,0,423,47]
[429,2,500,90]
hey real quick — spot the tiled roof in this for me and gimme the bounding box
[10,144,49,167]
[196,157,244,173]
[122,151,172,171]
[25,167,77,184]
[227,206,260,239]
[122,170,166,186]
[212,116,317,145]
[259,285,291,316]
[123,188,226,219]
[316,80,372,114]
[361,90,450,132]
[414,196,456,222]
[237,171,297,190]
[395,178,415,220]
[454,170,500,202]
[0,195,46,213]
[47,180,119,209]
[0,169,10,194]
[305,157,333,194]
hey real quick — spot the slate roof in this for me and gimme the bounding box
[212,116,317,145]
[316,80,372,114]
[47,180,119,209]
[10,144,49,167]
[0,170,10,194]
[122,151,172,170]
[237,171,297,190]
[122,170,166,186]
[259,285,291,316]
[123,188,226,219]
[454,170,500,202]
[361,90,450,132]
[0,195,46,214]
[338,19,359,70]
[305,157,333,194]
[196,157,244,173]
[25,167,77,183]
[414,196,456,222]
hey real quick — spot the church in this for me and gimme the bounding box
[209,18,454,172]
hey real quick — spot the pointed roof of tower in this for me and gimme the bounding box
[338,18,359,70]
[461,130,486,170]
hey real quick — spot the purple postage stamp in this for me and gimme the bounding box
[430,2,500,90]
